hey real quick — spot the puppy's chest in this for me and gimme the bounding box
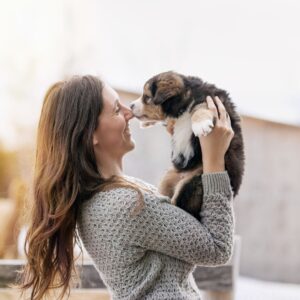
[171,112,194,166]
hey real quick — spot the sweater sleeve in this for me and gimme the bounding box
[106,171,234,266]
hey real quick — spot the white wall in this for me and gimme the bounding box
[1,0,300,149]
[233,117,300,283]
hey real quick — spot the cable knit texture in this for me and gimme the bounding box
[77,171,234,300]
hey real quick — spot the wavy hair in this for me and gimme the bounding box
[18,75,146,299]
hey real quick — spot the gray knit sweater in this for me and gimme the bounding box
[77,171,234,300]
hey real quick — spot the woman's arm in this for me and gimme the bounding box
[106,171,234,266]
[88,96,235,266]
[167,95,234,174]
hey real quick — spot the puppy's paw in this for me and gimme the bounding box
[192,119,214,136]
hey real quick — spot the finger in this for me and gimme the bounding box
[214,96,227,122]
[226,112,232,127]
[214,96,226,121]
[206,96,218,118]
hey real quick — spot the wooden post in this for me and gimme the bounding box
[195,235,241,300]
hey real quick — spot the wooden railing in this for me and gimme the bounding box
[0,236,241,300]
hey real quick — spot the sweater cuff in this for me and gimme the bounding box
[202,171,232,196]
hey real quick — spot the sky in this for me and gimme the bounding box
[0,0,299,149]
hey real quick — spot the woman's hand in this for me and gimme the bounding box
[199,96,234,173]
[165,96,234,173]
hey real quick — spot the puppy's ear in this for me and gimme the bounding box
[153,86,182,105]
[149,82,167,105]
[153,93,169,105]
[152,72,185,105]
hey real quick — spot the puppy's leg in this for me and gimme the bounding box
[158,168,182,199]
[165,118,176,135]
[191,103,216,137]
[173,174,204,220]
[170,166,203,206]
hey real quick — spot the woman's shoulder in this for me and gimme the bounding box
[78,187,138,223]
[84,175,167,207]
[86,185,138,204]
[123,174,158,193]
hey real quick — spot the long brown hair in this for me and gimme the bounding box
[19,75,146,299]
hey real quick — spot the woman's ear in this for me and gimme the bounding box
[92,133,99,146]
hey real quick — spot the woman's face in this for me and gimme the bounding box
[93,83,135,158]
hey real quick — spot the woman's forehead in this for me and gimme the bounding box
[102,83,119,107]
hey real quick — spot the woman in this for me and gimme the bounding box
[20,75,235,300]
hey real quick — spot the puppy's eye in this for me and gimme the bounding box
[144,96,151,104]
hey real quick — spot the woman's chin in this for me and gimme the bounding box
[127,138,135,151]
[123,136,135,152]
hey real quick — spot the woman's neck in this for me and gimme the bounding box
[97,154,124,179]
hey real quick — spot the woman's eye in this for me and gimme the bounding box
[115,106,121,114]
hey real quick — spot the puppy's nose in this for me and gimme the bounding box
[130,103,135,110]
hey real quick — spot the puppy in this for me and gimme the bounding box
[130,71,245,220]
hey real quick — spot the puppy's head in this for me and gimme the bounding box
[130,71,192,125]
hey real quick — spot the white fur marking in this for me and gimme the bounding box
[172,111,194,167]
[192,119,214,136]
[130,97,144,117]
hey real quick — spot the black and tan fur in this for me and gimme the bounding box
[130,71,245,221]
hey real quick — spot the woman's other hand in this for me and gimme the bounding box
[199,96,234,173]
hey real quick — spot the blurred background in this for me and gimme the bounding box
[0,0,299,299]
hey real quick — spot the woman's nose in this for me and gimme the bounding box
[124,105,134,120]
